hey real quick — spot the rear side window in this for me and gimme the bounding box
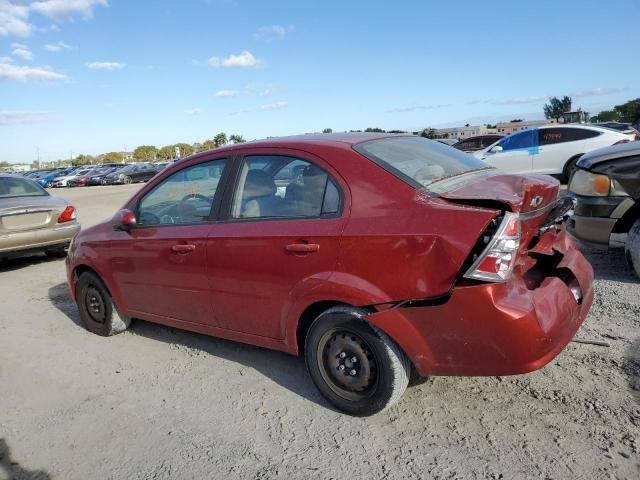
[0,177,48,198]
[354,136,489,190]
[455,138,482,151]
[539,128,600,145]
[231,155,341,219]
[498,130,536,151]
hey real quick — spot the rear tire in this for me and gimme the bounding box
[625,219,640,278]
[76,271,130,336]
[305,306,410,416]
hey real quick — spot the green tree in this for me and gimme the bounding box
[229,134,246,144]
[543,96,572,122]
[103,152,124,163]
[173,143,194,158]
[133,145,158,162]
[158,145,175,159]
[214,132,228,147]
[364,127,385,133]
[200,139,216,151]
[592,110,620,123]
[420,128,438,139]
[0,161,11,169]
[322,128,333,133]
[613,98,640,125]
[72,154,94,166]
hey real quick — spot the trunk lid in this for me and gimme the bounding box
[438,172,562,251]
[0,196,67,233]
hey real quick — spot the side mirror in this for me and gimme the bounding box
[489,145,503,153]
[113,208,136,231]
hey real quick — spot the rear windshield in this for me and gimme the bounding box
[354,136,491,191]
[0,177,49,198]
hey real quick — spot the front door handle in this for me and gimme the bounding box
[171,244,196,254]
[285,243,320,253]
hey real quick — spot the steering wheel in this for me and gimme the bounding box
[180,193,209,203]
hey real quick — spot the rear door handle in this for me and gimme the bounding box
[171,244,196,254]
[285,243,320,253]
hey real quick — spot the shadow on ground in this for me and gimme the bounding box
[581,247,639,283]
[47,282,328,410]
[625,338,640,405]
[0,438,51,480]
[0,253,60,273]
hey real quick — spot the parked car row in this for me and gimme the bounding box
[19,162,170,188]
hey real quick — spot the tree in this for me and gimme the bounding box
[364,127,385,133]
[72,154,94,166]
[133,145,158,162]
[322,128,333,133]
[200,139,216,151]
[214,133,228,147]
[420,128,438,139]
[510,119,523,123]
[158,145,175,159]
[229,134,245,144]
[543,96,572,122]
[173,143,194,158]
[103,152,124,163]
[592,110,620,123]
[613,98,640,126]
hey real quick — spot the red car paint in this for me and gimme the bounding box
[66,133,593,376]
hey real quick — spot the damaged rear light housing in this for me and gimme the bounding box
[463,212,520,282]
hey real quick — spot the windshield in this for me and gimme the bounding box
[0,177,49,198]
[354,136,492,190]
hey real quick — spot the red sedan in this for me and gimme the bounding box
[66,133,593,415]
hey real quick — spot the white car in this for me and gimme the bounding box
[473,125,634,181]
[52,169,91,187]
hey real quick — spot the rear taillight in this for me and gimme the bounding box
[58,206,76,223]
[612,139,629,145]
[463,212,520,282]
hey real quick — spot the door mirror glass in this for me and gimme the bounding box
[489,145,503,153]
[113,208,137,231]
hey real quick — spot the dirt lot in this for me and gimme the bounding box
[1,185,639,480]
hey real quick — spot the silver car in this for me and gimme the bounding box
[0,174,81,259]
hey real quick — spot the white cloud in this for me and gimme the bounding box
[208,50,262,68]
[259,87,278,97]
[253,24,293,41]
[0,0,32,37]
[260,101,288,111]
[570,87,626,98]
[0,55,12,62]
[0,61,66,81]
[11,42,32,60]
[387,104,452,113]
[85,61,125,70]
[30,0,108,20]
[186,107,203,116]
[0,110,55,125]
[214,89,239,98]
[44,40,72,52]
[490,96,547,105]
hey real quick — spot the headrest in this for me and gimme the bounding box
[243,169,276,199]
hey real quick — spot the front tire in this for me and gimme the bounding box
[305,306,410,416]
[76,271,130,336]
[123,176,132,185]
[44,246,67,258]
[562,155,582,184]
[625,219,640,278]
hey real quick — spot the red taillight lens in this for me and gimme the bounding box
[612,139,629,145]
[464,212,520,282]
[58,205,76,223]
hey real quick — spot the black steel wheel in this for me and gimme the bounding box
[305,306,410,416]
[76,271,130,336]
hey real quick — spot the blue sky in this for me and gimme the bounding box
[1,0,639,163]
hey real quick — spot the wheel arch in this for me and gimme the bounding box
[613,200,640,234]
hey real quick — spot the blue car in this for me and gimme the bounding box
[37,168,75,188]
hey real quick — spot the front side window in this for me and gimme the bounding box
[498,129,536,151]
[0,177,49,198]
[231,155,340,219]
[137,158,227,226]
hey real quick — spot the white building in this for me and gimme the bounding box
[436,125,498,140]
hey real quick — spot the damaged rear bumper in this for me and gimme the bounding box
[364,229,594,377]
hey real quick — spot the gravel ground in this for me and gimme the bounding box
[1,185,638,480]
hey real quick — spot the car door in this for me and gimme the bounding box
[206,150,348,339]
[481,129,537,174]
[108,157,230,325]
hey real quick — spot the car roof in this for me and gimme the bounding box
[578,141,640,169]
